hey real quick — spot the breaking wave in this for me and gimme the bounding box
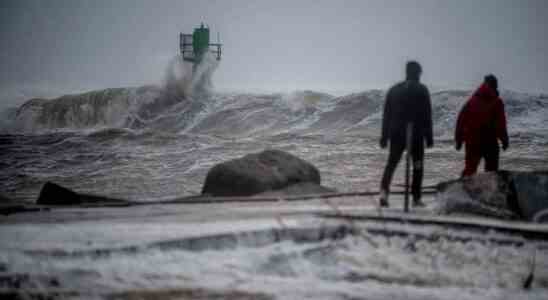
[3,68,548,141]
[5,52,219,134]
[2,81,547,203]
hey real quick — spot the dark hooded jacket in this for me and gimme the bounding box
[455,83,508,146]
[381,80,433,146]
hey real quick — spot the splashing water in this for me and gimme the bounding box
[164,52,219,98]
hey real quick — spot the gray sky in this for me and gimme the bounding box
[1,0,547,101]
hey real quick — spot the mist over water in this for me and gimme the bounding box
[164,52,219,98]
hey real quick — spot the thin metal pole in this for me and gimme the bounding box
[404,123,413,213]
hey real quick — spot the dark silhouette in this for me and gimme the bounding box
[455,74,509,177]
[379,61,433,207]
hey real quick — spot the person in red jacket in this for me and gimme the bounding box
[455,74,509,177]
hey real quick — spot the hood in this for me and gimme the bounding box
[474,83,498,100]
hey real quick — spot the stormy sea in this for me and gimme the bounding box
[1,56,548,299]
[1,82,548,203]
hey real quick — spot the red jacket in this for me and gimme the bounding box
[455,83,508,146]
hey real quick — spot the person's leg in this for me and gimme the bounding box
[462,142,481,177]
[380,139,405,206]
[484,143,500,172]
[411,140,425,206]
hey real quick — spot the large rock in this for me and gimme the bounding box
[436,170,548,222]
[512,171,548,222]
[201,149,324,197]
[255,182,335,197]
[0,194,14,204]
[36,182,129,206]
[37,182,81,205]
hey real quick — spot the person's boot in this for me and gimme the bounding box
[379,189,389,207]
[412,196,425,208]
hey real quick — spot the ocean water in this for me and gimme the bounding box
[1,55,548,298]
[1,86,547,203]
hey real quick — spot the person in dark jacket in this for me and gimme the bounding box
[379,61,433,207]
[455,74,509,177]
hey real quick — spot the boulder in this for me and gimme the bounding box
[511,171,548,222]
[255,182,335,197]
[36,182,129,206]
[37,182,81,205]
[436,170,548,222]
[201,149,325,197]
[0,194,15,204]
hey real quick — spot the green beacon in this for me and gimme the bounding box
[180,23,222,67]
